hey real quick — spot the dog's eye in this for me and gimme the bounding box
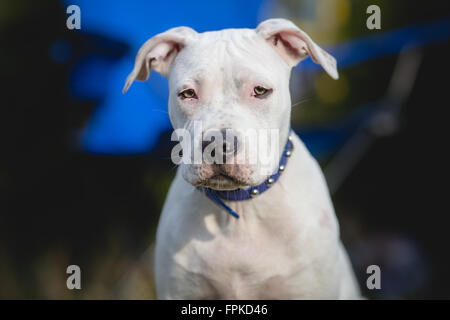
[179,89,197,99]
[253,86,271,98]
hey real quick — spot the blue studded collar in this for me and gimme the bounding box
[197,130,294,219]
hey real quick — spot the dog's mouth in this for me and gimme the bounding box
[197,173,248,190]
[184,161,270,191]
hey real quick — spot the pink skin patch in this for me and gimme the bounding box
[319,210,331,229]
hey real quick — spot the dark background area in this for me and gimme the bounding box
[0,0,449,299]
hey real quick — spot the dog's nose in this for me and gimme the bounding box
[202,129,238,163]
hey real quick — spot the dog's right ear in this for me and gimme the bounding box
[122,26,198,93]
[256,18,338,80]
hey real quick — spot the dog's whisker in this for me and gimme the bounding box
[291,97,311,108]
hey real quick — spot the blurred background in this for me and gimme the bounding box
[1,0,449,299]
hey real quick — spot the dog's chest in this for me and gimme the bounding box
[174,210,331,299]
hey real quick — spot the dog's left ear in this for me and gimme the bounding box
[123,26,198,93]
[256,18,338,79]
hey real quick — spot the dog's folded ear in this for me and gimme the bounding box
[123,26,198,93]
[256,18,338,80]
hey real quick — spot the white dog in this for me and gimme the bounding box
[123,18,361,299]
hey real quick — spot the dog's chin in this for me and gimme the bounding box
[182,164,276,191]
[196,174,248,190]
[191,173,271,191]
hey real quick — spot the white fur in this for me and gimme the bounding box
[124,18,360,299]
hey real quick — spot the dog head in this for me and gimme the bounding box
[124,18,338,190]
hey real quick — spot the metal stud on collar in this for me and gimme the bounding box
[250,189,259,197]
[267,177,275,186]
[279,165,285,172]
